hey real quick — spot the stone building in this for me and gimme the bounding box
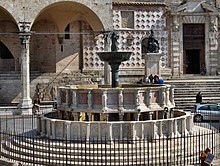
[0,0,219,110]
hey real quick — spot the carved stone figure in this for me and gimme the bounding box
[103,31,118,52]
[147,30,160,53]
[110,31,118,52]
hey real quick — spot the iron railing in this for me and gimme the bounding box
[0,115,219,166]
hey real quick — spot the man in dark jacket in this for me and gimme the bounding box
[196,92,202,103]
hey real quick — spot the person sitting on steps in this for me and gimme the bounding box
[200,64,207,75]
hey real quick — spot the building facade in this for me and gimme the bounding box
[0,0,219,107]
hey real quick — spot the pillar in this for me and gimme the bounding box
[119,112,124,121]
[18,22,32,114]
[65,122,71,140]
[170,87,175,106]
[148,111,154,120]
[102,90,108,112]
[87,113,92,121]
[71,90,77,108]
[165,85,172,106]
[88,90,92,110]
[118,89,123,111]
[41,118,45,135]
[104,62,111,84]
[51,120,56,139]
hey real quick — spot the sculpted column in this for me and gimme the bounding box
[18,22,32,113]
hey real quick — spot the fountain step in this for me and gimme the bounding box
[1,126,219,166]
[1,138,203,166]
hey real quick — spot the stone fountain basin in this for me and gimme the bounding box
[58,84,175,114]
[97,52,132,63]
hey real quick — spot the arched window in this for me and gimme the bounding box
[0,42,13,59]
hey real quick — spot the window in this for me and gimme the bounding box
[210,105,220,111]
[199,105,210,110]
[65,24,70,39]
[121,11,134,29]
[0,42,13,59]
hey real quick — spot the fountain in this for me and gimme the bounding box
[0,31,208,166]
[37,31,193,141]
[97,31,132,87]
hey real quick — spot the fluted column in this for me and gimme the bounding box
[18,22,32,113]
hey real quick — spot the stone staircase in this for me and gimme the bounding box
[0,71,101,104]
[165,75,220,111]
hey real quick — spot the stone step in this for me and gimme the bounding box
[175,95,220,98]
[0,136,205,166]
[165,75,220,80]
[165,77,220,111]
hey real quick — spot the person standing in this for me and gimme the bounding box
[196,92,202,103]
[33,96,41,114]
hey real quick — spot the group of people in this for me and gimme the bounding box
[148,74,164,84]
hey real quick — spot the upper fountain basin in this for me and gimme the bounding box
[97,52,132,63]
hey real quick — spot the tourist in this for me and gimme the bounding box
[153,75,160,84]
[148,74,154,83]
[200,147,214,166]
[196,92,202,103]
[200,64,207,75]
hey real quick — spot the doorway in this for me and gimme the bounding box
[185,49,200,74]
[183,24,205,74]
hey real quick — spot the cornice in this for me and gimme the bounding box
[112,2,166,6]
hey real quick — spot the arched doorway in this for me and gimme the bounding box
[183,24,205,74]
